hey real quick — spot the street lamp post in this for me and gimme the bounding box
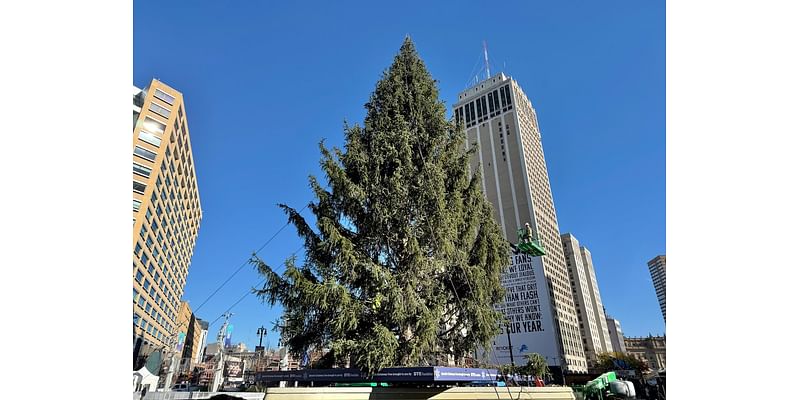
[504,321,515,368]
[256,326,267,354]
[503,320,517,387]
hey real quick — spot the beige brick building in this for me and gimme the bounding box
[454,73,587,373]
[132,79,202,366]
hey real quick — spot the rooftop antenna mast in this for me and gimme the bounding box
[483,40,491,79]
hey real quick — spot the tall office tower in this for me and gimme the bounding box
[454,73,587,373]
[647,255,666,322]
[561,233,607,363]
[604,313,627,353]
[579,246,614,353]
[132,79,202,367]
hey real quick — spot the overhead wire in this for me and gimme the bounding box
[192,204,307,314]
[464,51,485,89]
[206,242,307,328]
[136,204,308,369]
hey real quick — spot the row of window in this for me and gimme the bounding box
[153,88,175,106]
[134,309,167,342]
[455,84,514,128]
[497,121,511,162]
[135,262,177,327]
[139,221,182,296]
[144,220,184,277]
[134,146,157,162]
[136,223,181,304]
[160,139,201,217]
[134,121,197,260]
[138,197,189,298]
[139,131,161,147]
[151,179,200,253]
[142,116,166,135]
[134,162,152,178]
[149,101,171,119]
[135,277,171,328]
[133,181,146,194]
[134,157,199,238]
[132,116,165,198]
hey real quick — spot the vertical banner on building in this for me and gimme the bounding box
[224,324,234,347]
[176,332,186,351]
[480,252,560,366]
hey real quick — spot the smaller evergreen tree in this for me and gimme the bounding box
[518,353,552,380]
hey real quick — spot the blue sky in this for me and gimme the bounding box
[134,1,665,351]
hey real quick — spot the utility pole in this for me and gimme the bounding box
[504,320,516,387]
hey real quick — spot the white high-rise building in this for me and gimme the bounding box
[561,234,610,363]
[604,313,627,354]
[454,73,587,373]
[579,246,614,353]
[648,255,666,322]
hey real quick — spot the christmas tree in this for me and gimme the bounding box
[252,37,508,375]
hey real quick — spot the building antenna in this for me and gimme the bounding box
[483,40,491,79]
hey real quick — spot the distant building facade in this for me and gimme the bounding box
[230,342,248,353]
[561,234,610,364]
[624,335,666,371]
[647,255,666,322]
[204,343,222,359]
[604,313,627,353]
[175,302,205,373]
[579,247,614,354]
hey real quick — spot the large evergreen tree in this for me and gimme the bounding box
[251,38,508,375]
